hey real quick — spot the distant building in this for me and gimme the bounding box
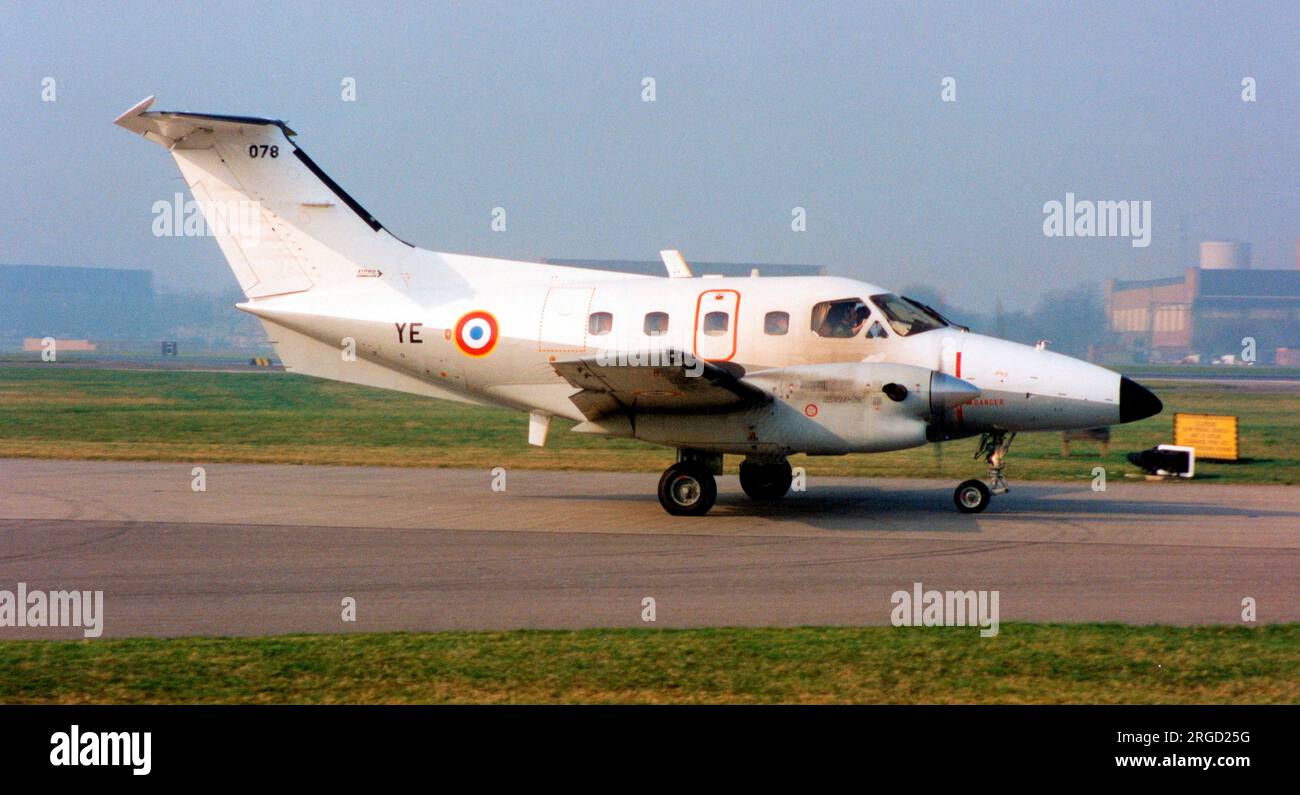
[543,258,827,278]
[1105,243,1300,363]
[0,264,159,347]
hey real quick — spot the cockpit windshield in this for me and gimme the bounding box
[869,293,947,336]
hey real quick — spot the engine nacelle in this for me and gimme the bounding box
[746,361,977,454]
[629,361,978,456]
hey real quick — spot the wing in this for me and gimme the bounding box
[552,351,771,420]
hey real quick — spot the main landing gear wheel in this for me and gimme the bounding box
[658,461,718,516]
[739,460,793,500]
[953,479,991,513]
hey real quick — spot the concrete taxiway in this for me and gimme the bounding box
[0,459,1296,637]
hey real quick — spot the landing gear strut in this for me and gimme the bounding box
[657,450,720,516]
[953,431,1016,513]
[739,458,793,501]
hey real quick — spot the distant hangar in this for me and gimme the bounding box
[1105,242,1300,365]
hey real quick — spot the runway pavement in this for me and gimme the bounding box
[1,459,1296,637]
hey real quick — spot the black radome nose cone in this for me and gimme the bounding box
[1119,377,1163,423]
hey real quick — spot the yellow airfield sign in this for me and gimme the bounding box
[1173,413,1239,460]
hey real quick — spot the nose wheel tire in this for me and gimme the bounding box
[954,479,991,513]
[658,462,718,516]
[739,460,793,501]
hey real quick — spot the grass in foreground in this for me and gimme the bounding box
[2,368,1298,483]
[1,625,1296,704]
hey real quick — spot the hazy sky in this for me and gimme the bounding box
[1,1,1295,310]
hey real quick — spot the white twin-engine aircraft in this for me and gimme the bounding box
[116,97,1163,516]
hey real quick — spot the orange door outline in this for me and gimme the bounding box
[693,289,741,362]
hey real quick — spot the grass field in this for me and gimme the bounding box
[1,367,1297,483]
[1113,363,1300,379]
[2,625,1295,704]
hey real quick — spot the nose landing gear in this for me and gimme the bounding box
[953,431,1016,513]
[954,479,991,513]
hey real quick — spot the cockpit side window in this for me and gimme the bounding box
[869,293,945,336]
[811,298,870,338]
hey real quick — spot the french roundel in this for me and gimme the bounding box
[454,311,499,357]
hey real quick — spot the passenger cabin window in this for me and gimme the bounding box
[588,311,613,336]
[811,299,870,338]
[643,311,669,336]
[702,311,730,336]
[869,293,946,337]
[764,311,790,335]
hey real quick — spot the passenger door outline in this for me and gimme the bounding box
[693,289,741,361]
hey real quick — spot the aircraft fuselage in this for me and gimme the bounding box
[243,272,1133,454]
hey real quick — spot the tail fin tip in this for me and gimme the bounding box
[113,95,156,130]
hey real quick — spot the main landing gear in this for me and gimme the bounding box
[657,452,794,515]
[738,458,793,501]
[953,431,1016,514]
[658,452,720,516]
